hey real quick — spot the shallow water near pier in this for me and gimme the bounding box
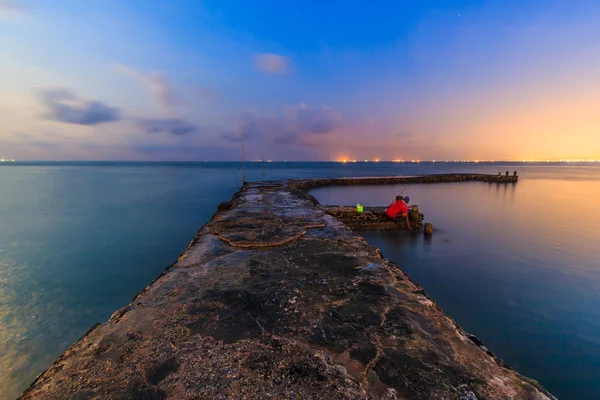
[1,161,600,399]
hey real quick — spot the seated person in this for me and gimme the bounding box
[385,195,413,230]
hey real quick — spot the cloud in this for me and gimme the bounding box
[11,132,62,148]
[113,64,179,114]
[132,143,231,158]
[37,88,121,125]
[295,105,340,134]
[0,0,28,19]
[254,53,292,75]
[0,0,23,11]
[144,72,177,112]
[137,118,199,135]
[194,86,219,102]
[225,104,341,145]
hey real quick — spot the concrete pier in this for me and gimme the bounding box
[291,172,518,192]
[21,173,554,400]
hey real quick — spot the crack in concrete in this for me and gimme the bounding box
[362,304,391,385]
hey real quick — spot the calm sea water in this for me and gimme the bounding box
[1,162,599,399]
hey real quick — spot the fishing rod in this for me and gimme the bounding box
[398,184,409,196]
[234,167,239,190]
[240,125,246,184]
[386,184,409,209]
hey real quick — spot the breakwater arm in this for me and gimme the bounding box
[21,174,555,399]
[289,172,518,192]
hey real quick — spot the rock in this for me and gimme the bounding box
[217,201,233,211]
[424,223,433,235]
[324,205,424,230]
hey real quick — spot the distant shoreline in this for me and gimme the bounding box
[2,160,599,165]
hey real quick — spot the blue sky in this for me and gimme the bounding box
[1,0,600,161]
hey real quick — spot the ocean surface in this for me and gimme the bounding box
[1,162,599,399]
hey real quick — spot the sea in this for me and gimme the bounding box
[1,161,599,399]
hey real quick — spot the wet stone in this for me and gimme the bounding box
[186,309,262,344]
[373,349,478,399]
[145,357,180,385]
[350,343,379,365]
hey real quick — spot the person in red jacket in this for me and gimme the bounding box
[385,195,413,230]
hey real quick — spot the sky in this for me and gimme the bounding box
[1,0,600,161]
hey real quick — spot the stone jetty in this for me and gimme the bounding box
[21,173,555,399]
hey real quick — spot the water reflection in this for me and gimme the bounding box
[311,177,600,400]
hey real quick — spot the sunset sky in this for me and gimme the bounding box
[1,0,600,161]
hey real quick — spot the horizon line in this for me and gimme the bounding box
[2,159,600,164]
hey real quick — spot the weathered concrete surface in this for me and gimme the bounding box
[324,206,424,230]
[22,175,555,400]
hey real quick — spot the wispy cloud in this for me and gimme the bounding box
[194,86,220,102]
[113,64,223,138]
[294,105,340,134]
[132,143,230,158]
[0,0,27,19]
[11,132,62,148]
[225,104,341,145]
[137,118,198,136]
[114,63,220,113]
[253,53,292,75]
[0,0,23,11]
[37,88,121,125]
[113,64,179,114]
